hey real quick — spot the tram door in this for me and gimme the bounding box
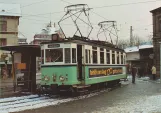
[77,45,83,80]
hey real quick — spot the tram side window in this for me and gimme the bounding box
[92,46,97,63]
[117,52,119,64]
[45,49,63,62]
[72,48,76,63]
[112,51,115,64]
[41,50,44,64]
[121,53,123,64]
[65,48,71,63]
[88,50,91,63]
[100,48,104,64]
[85,49,88,63]
[106,49,110,64]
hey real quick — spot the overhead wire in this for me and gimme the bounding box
[60,0,72,4]
[93,0,161,9]
[4,0,158,39]
[1,0,159,21]
[6,0,50,12]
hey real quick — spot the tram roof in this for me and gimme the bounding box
[0,44,41,56]
[41,38,124,52]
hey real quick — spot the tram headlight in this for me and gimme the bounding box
[53,74,56,82]
[59,76,65,81]
[44,76,50,81]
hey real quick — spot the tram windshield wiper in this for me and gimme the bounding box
[53,55,61,62]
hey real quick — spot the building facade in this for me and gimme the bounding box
[125,44,153,75]
[0,3,21,79]
[150,7,161,77]
[32,22,64,72]
[18,37,28,45]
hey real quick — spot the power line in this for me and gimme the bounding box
[93,0,161,9]
[21,17,49,22]
[22,11,64,18]
[60,0,72,4]
[4,10,64,19]
[6,0,50,12]
[2,0,159,19]
[90,10,108,21]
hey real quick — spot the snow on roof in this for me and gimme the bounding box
[48,26,56,35]
[41,25,56,35]
[124,43,153,53]
[139,45,153,49]
[124,46,139,53]
[0,3,21,17]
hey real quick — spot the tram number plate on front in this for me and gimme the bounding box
[48,44,60,48]
[89,67,123,78]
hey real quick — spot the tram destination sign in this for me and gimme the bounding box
[89,67,123,78]
[48,44,60,48]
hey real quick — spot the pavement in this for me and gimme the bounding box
[0,73,41,98]
[12,75,161,113]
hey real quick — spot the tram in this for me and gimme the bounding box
[39,36,127,95]
[38,4,127,95]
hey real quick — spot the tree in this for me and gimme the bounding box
[117,34,153,49]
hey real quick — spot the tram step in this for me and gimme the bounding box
[73,85,91,88]
[77,90,88,93]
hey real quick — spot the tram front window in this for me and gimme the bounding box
[45,49,63,62]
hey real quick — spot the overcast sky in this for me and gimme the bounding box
[1,0,161,43]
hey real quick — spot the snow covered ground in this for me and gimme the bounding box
[0,89,110,113]
[1,76,161,113]
[92,94,161,113]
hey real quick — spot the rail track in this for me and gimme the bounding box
[0,81,128,113]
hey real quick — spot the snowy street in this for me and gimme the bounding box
[1,76,161,113]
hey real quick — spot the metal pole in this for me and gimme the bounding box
[160,42,161,83]
[130,26,133,47]
[11,52,16,92]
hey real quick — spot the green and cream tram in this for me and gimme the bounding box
[39,38,127,94]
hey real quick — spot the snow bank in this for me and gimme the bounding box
[138,77,150,81]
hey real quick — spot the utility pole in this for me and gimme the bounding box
[130,26,133,46]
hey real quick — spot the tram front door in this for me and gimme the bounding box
[77,45,83,80]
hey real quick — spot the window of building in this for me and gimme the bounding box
[106,49,110,64]
[100,48,104,64]
[72,48,76,63]
[41,50,44,64]
[92,46,97,63]
[123,54,126,64]
[112,51,115,64]
[117,52,120,64]
[0,38,7,46]
[65,48,71,63]
[159,20,161,32]
[0,21,7,31]
[45,49,63,63]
